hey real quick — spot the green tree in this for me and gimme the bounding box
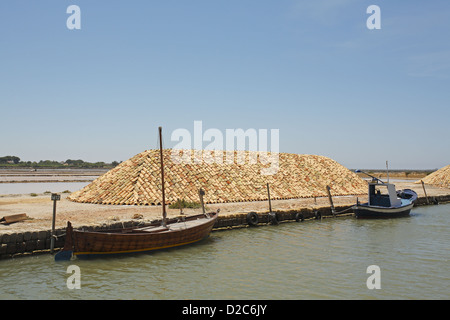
[0,156,20,164]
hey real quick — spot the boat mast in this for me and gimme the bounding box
[159,126,167,227]
[386,160,390,183]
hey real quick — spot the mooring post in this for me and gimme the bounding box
[326,185,336,216]
[199,189,205,213]
[267,183,272,212]
[199,188,208,217]
[420,180,430,205]
[50,193,61,254]
[177,198,184,215]
[266,183,278,224]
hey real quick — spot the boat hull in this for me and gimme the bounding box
[353,202,414,219]
[59,213,218,258]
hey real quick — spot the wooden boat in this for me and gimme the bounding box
[353,170,417,219]
[55,127,218,260]
[56,213,218,259]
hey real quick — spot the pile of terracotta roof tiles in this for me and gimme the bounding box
[68,150,367,205]
[417,165,450,188]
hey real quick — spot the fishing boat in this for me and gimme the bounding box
[55,127,218,260]
[353,170,417,219]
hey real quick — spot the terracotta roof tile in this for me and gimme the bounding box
[68,150,367,205]
[417,165,450,188]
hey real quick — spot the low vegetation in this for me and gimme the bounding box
[0,155,120,169]
[169,199,202,209]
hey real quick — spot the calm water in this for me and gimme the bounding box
[0,204,449,300]
[0,182,90,195]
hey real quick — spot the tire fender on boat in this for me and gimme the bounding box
[246,212,259,226]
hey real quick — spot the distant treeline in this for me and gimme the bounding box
[0,156,121,168]
[355,169,435,178]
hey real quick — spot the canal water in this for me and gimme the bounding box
[0,204,448,300]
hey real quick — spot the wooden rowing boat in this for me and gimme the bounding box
[55,127,218,260]
[56,212,217,258]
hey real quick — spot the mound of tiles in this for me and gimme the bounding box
[417,165,450,188]
[68,150,367,205]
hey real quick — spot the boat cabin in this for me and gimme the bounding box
[368,182,401,208]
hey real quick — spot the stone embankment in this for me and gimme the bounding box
[1,194,449,259]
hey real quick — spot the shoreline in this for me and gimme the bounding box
[1,192,449,259]
[1,179,448,233]
[1,172,449,259]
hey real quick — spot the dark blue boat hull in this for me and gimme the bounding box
[353,202,414,219]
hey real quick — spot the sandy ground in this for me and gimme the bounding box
[1,178,448,234]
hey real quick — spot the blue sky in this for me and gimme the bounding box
[1,0,449,169]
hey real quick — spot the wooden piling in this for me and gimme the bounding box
[199,188,208,217]
[420,180,430,205]
[267,183,272,212]
[326,185,336,216]
[50,193,60,254]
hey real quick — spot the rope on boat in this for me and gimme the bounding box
[333,206,354,215]
[52,233,66,239]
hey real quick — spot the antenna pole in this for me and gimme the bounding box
[386,160,389,183]
[355,169,386,184]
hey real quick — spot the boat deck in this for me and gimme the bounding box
[132,218,210,233]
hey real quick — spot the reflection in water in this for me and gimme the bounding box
[0,204,449,299]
